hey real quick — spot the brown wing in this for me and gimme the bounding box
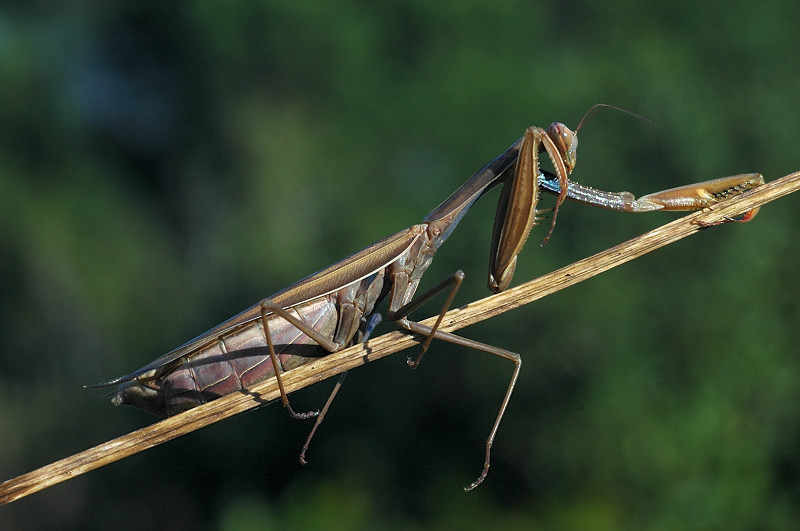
[89,227,422,386]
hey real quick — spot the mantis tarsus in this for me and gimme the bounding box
[90,110,764,490]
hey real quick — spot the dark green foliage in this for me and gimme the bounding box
[1,1,799,529]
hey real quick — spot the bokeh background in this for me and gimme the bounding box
[1,2,799,529]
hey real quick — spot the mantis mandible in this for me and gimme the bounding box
[90,109,764,490]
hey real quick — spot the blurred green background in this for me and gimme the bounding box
[1,2,799,529]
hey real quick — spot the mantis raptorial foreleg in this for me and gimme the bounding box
[489,123,575,293]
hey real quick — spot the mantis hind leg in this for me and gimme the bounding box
[258,298,342,420]
[388,270,519,489]
[298,313,383,465]
[259,298,383,460]
[401,319,522,491]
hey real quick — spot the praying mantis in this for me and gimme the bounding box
[90,109,764,490]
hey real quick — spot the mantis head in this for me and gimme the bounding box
[546,122,578,172]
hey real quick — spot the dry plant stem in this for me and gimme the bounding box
[2,170,798,505]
